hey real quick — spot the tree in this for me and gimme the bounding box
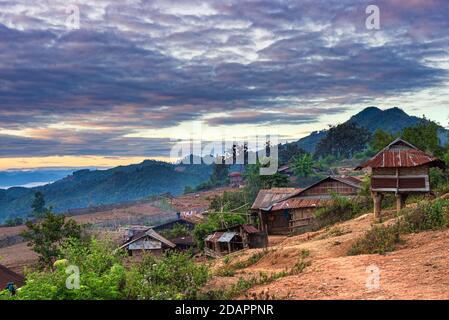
[31,192,46,218]
[292,153,314,178]
[243,160,289,200]
[21,209,84,268]
[278,143,306,165]
[369,129,395,153]
[402,118,442,156]
[315,122,371,159]
[210,160,229,186]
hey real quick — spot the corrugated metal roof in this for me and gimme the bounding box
[218,232,238,243]
[229,171,242,177]
[356,138,445,169]
[271,198,324,210]
[119,227,176,249]
[251,188,301,210]
[242,224,260,234]
[205,232,224,243]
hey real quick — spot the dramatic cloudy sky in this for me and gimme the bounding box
[0,0,448,169]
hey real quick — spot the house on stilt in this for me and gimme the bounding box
[355,138,446,219]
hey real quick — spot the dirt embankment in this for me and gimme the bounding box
[207,209,449,300]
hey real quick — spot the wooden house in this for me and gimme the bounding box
[251,176,362,235]
[119,228,176,256]
[355,138,446,218]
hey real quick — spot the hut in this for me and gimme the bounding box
[229,171,245,188]
[119,228,176,256]
[251,176,362,234]
[203,224,267,257]
[204,231,244,258]
[355,138,446,218]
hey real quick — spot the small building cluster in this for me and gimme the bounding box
[118,138,446,258]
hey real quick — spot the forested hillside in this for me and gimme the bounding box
[0,160,211,221]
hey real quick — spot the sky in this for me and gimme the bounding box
[0,0,448,170]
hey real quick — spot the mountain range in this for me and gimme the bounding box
[0,107,447,221]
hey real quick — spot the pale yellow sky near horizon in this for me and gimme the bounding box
[1,104,447,171]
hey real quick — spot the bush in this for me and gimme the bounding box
[125,252,209,300]
[6,239,209,300]
[348,224,401,255]
[401,199,449,232]
[314,194,371,228]
[9,239,126,300]
[159,223,191,239]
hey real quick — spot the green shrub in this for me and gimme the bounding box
[159,223,191,239]
[401,199,449,232]
[125,252,209,300]
[315,194,371,228]
[348,224,401,255]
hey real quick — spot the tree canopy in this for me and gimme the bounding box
[315,122,371,159]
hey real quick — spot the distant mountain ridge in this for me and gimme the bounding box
[0,160,212,221]
[296,107,448,153]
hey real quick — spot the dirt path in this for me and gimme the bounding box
[243,214,449,299]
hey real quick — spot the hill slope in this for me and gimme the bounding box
[296,107,448,153]
[0,160,212,221]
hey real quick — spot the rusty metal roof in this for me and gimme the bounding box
[271,198,324,210]
[242,224,260,234]
[229,171,242,177]
[251,188,301,210]
[205,232,224,243]
[356,138,445,169]
[0,264,24,289]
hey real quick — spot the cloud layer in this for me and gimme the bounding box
[0,0,448,159]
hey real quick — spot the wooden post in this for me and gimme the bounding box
[372,192,383,220]
[396,193,405,213]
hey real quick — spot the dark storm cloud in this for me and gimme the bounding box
[0,0,448,157]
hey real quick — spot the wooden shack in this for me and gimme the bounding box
[119,228,176,256]
[356,138,446,218]
[251,176,362,234]
[229,171,245,188]
[204,224,267,257]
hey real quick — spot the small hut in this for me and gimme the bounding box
[229,171,245,188]
[204,231,244,258]
[355,138,446,218]
[119,228,176,256]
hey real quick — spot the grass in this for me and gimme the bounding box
[348,224,401,255]
[214,250,270,277]
[206,249,312,299]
